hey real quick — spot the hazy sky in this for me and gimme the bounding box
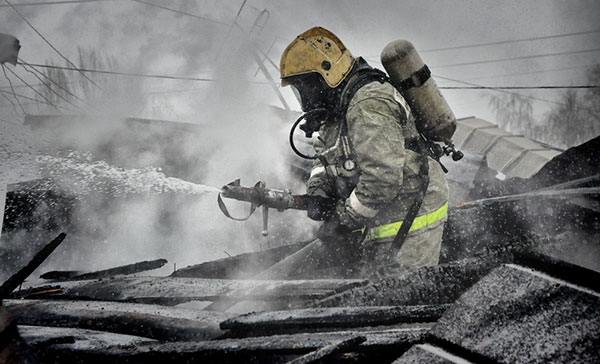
[1,0,599,123]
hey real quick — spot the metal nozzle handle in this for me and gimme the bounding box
[262,205,269,237]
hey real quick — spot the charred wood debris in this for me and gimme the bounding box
[1,137,599,363]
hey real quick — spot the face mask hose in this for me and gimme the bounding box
[289,108,328,160]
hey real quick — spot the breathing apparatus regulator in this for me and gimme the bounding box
[289,108,328,160]
[287,38,463,167]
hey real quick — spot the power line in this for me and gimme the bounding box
[420,29,600,53]
[16,62,271,84]
[20,62,598,91]
[434,74,567,106]
[0,86,22,116]
[130,0,229,26]
[365,29,600,57]
[1,64,27,114]
[0,88,41,104]
[0,88,65,109]
[18,62,217,81]
[4,65,61,110]
[3,0,101,89]
[18,62,83,110]
[440,85,599,90]
[0,0,115,7]
[462,64,597,81]
[20,58,95,106]
[435,47,600,68]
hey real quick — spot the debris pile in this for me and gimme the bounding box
[1,124,598,363]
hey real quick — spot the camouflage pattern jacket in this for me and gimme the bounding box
[307,80,449,238]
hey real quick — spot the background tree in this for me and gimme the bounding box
[489,64,600,149]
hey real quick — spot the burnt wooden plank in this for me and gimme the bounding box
[5,299,233,341]
[316,258,496,308]
[204,278,368,312]
[39,327,427,363]
[9,285,62,300]
[40,259,168,281]
[39,271,82,280]
[286,336,366,364]
[220,305,450,336]
[0,233,66,301]
[27,277,368,306]
[1,307,38,363]
[18,325,155,349]
[172,242,310,279]
[428,263,600,363]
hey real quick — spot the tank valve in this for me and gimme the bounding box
[443,143,464,161]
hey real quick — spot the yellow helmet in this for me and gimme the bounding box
[280,27,355,88]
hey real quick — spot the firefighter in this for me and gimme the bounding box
[280,27,450,278]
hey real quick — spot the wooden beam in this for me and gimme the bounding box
[0,233,66,302]
[285,336,366,364]
[5,299,233,341]
[220,305,449,336]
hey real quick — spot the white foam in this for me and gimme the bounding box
[36,152,221,197]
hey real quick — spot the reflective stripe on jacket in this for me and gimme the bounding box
[364,202,448,241]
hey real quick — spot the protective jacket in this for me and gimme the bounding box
[306,74,449,265]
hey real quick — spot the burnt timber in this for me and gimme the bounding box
[1,118,599,362]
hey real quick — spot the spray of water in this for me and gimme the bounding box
[36,152,222,198]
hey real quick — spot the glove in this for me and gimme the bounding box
[316,217,345,242]
[335,198,363,230]
[307,195,337,221]
[316,200,358,243]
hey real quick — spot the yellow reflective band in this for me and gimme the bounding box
[365,202,448,241]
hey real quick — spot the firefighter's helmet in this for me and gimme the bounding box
[280,27,355,88]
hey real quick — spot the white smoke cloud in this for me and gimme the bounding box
[1,0,598,280]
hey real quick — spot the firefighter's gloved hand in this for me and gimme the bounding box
[316,217,347,243]
[335,198,363,230]
[316,200,358,243]
[307,195,337,221]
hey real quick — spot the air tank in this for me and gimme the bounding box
[381,40,457,143]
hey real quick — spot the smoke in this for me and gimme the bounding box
[0,2,319,281]
[2,1,598,281]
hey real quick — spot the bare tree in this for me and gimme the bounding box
[488,92,534,135]
[37,47,118,110]
[489,64,600,149]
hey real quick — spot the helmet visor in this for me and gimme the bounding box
[284,73,330,111]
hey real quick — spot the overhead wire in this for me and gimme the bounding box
[129,0,229,26]
[0,0,116,7]
[3,0,101,89]
[365,29,600,58]
[15,62,272,84]
[15,62,597,92]
[434,47,600,68]
[4,65,61,110]
[16,62,216,81]
[419,29,600,53]
[1,64,27,115]
[364,57,593,110]
[440,85,599,90]
[19,58,96,107]
[433,74,567,106]
[18,62,83,110]
[0,88,76,113]
[462,64,598,81]
[0,87,22,117]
